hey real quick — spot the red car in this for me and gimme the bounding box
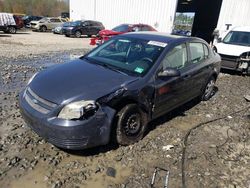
[90,23,157,45]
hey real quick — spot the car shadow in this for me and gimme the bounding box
[63,87,219,156]
[15,32,31,35]
[0,34,12,37]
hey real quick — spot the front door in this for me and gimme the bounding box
[153,43,192,118]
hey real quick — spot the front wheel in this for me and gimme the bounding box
[115,104,147,145]
[40,26,47,32]
[75,31,81,38]
[201,77,216,101]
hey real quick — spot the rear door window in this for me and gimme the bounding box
[189,42,206,64]
[50,18,61,23]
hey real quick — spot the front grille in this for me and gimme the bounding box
[31,23,36,26]
[48,137,88,148]
[24,87,57,114]
[219,54,239,62]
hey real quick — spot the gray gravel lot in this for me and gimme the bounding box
[0,31,250,188]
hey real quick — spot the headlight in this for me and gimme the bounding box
[58,100,98,120]
[27,72,38,85]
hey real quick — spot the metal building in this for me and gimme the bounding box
[70,0,250,42]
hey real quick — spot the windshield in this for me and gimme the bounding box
[71,21,81,26]
[39,18,48,22]
[112,24,129,32]
[223,31,250,46]
[84,37,166,76]
[63,22,71,27]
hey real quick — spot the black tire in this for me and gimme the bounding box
[201,77,216,101]
[65,34,70,37]
[40,25,47,32]
[8,26,16,34]
[246,66,250,76]
[115,104,147,145]
[212,46,217,53]
[75,30,81,38]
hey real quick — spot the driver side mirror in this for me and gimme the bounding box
[158,68,180,78]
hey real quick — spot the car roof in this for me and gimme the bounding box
[231,26,250,32]
[121,31,195,43]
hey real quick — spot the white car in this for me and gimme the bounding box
[31,17,66,32]
[213,26,250,75]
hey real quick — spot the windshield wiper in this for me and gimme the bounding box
[83,57,129,75]
[101,63,129,75]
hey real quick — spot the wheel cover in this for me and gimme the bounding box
[124,113,141,136]
[10,27,15,33]
[76,31,81,37]
[204,79,215,98]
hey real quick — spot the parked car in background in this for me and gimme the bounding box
[22,15,43,28]
[53,22,71,34]
[63,20,105,38]
[61,12,69,19]
[19,32,221,150]
[213,26,250,75]
[90,23,157,45]
[31,17,66,32]
[0,13,24,34]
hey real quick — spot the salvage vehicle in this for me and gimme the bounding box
[213,26,250,75]
[63,20,105,38]
[0,13,24,34]
[22,15,43,28]
[31,17,66,32]
[19,32,221,150]
[90,23,157,45]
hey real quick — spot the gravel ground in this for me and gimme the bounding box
[0,31,250,188]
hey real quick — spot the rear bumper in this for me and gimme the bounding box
[19,90,116,150]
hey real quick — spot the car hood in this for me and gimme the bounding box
[99,29,124,36]
[216,42,250,56]
[29,59,138,104]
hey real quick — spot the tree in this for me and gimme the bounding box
[0,0,69,16]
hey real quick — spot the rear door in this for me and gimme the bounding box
[89,21,99,35]
[184,41,212,97]
[81,21,90,35]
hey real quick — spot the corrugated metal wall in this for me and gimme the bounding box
[70,0,178,32]
[217,0,250,31]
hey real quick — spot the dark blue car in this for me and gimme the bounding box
[19,32,221,150]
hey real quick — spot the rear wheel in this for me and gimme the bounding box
[115,104,147,145]
[201,77,216,101]
[8,26,16,34]
[75,30,81,38]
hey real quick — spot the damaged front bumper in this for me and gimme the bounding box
[220,53,250,72]
[19,90,116,150]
